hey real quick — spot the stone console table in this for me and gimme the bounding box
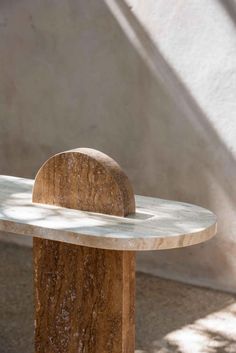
[0,148,217,353]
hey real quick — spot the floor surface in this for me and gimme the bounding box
[0,242,236,353]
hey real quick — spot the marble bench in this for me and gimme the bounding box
[0,148,217,353]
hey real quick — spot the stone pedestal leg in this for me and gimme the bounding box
[32,148,136,353]
[34,238,135,353]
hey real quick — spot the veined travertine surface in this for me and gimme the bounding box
[0,176,217,251]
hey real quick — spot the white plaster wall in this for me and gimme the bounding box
[0,0,235,291]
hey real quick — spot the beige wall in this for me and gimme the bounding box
[0,0,235,291]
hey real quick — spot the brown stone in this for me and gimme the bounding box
[32,148,135,217]
[33,148,136,353]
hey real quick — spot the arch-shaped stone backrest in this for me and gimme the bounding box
[32,148,135,217]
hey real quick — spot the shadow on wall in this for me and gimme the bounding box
[104,0,236,203]
[0,0,235,290]
[103,0,236,291]
[219,0,236,27]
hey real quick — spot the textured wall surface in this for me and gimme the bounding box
[0,0,235,291]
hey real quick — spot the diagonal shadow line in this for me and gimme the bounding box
[219,0,236,27]
[105,0,236,203]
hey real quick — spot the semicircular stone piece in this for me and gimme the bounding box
[32,148,135,217]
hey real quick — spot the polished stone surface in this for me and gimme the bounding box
[0,176,216,250]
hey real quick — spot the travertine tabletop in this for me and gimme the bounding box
[0,175,217,251]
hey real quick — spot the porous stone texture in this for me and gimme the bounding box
[33,148,135,217]
[0,0,235,291]
[1,242,236,353]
